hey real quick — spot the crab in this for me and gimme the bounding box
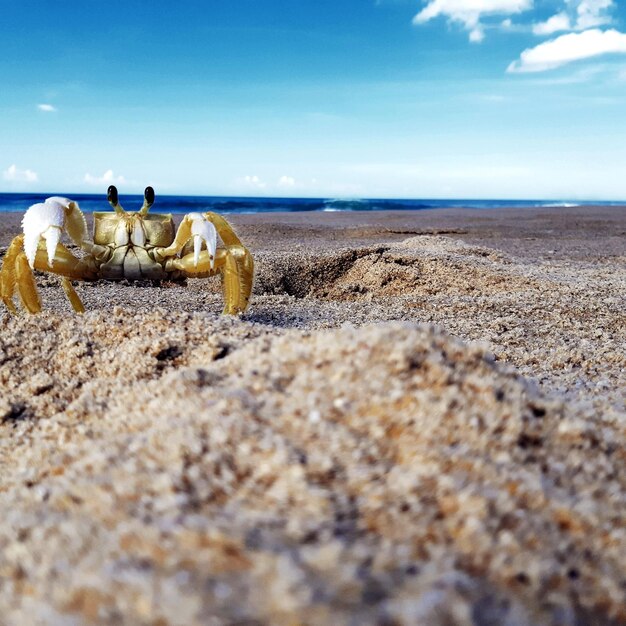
[0,186,254,315]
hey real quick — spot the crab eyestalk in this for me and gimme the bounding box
[107,185,126,215]
[139,186,155,215]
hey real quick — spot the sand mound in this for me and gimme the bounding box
[2,231,623,412]
[1,314,623,625]
[0,310,271,426]
[250,236,625,411]
[254,237,536,301]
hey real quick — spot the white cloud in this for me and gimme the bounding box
[508,28,626,72]
[37,103,57,112]
[3,164,38,183]
[576,0,613,29]
[232,174,321,194]
[532,0,613,35]
[84,169,126,186]
[413,0,532,42]
[533,12,572,35]
[277,175,296,188]
[240,175,267,190]
[469,26,485,41]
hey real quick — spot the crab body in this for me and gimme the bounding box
[93,211,177,280]
[0,187,254,315]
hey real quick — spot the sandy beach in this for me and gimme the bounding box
[0,206,624,625]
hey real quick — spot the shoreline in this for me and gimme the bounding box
[1,204,625,256]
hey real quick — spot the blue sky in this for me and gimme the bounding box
[1,0,625,199]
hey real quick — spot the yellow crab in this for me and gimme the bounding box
[0,186,254,315]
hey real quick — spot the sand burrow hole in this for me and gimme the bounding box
[254,238,535,302]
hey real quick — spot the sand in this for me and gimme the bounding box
[0,206,624,625]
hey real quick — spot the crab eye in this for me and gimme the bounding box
[144,186,155,205]
[107,185,119,206]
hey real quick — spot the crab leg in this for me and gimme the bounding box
[155,209,248,264]
[170,245,254,315]
[15,251,42,313]
[60,277,86,313]
[1,234,25,313]
[155,213,217,266]
[204,213,254,313]
[1,235,94,314]
[0,195,102,313]
[221,246,254,315]
[203,212,245,248]
[35,243,95,312]
[32,243,95,280]
[19,246,90,313]
[22,244,91,313]
[154,210,253,313]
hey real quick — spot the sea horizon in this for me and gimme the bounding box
[1,192,625,215]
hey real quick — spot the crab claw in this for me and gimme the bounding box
[21,197,73,268]
[188,213,217,269]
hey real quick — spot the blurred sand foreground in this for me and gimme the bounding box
[0,207,624,625]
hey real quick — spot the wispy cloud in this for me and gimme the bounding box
[576,0,613,29]
[413,0,532,42]
[37,103,57,112]
[237,175,298,191]
[532,0,613,35]
[410,0,620,77]
[233,174,319,194]
[518,62,617,84]
[475,93,509,102]
[277,175,296,188]
[507,28,626,73]
[239,175,267,190]
[532,12,571,35]
[84,169,126,186]
[3,164,38,183]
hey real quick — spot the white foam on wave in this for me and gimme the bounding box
[540,202,580,208]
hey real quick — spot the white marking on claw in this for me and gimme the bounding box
[188,213,217,269]
[22,198,68,267]
[43,227,61,267]
[45,196,73,207]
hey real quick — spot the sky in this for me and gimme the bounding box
[1,0,625,200]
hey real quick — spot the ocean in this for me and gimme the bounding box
[0,192,623,214]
